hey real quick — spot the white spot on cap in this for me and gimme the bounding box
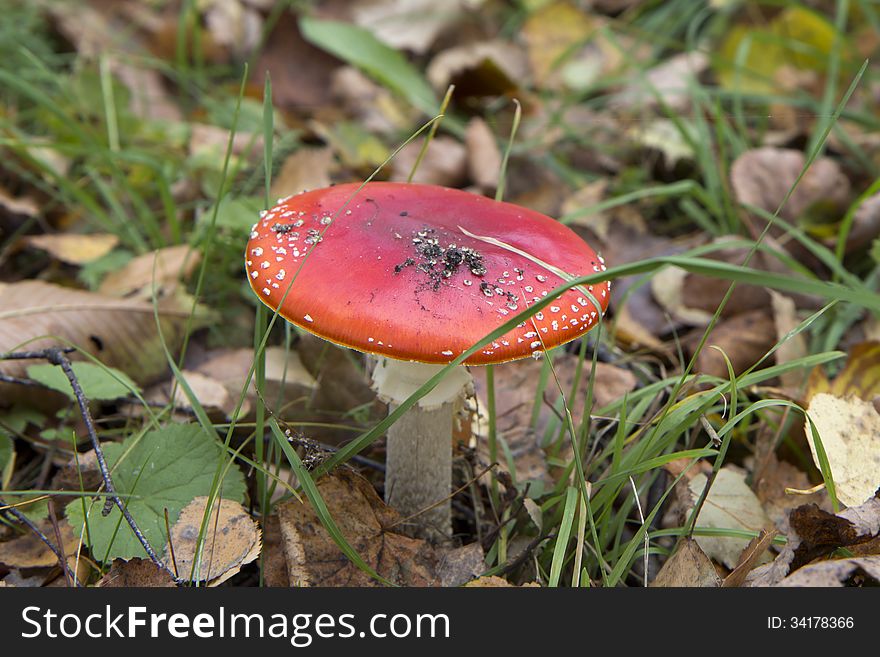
[262,287,271,296]
[276,269,286,281]
[260,261,270,269]
[251,271,258,279]
[536,275,547,282]
[251,247,263,256]
[304,314,313,322]
[441,350,453,356]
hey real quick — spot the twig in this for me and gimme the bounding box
[1,347,180,583]
[0,496,79,587]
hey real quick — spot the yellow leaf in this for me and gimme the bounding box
[806,393,880,508]
[24,233,119,265]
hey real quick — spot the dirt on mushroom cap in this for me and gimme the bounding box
[245,182,610,365]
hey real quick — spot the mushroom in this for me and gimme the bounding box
[245,182,609,541]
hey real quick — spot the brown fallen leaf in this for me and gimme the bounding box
[465,117,501,193]
[427,40,529,100]
[753,451,827,530]
[255,11,342,114]
[651,538,721,587]
[331,67,414,135]
[745,497,880,586]
[613,51,708,112]
[731,148,851,258]
[193,346,318,421]
[436,541,485,587]
[352,0,473,54]
[98,558,176,587]
[261,514,290,587]
[463,575,540,587]
[164,497,261,586]
[98,244,201,299]
[722,529,778,587]
[692,310,777,380]
[0,519,77,569]
[23,233,120,266]
[167,370,238,420]
[277,469,439,587]
[0,281,205,388]
[788,503,860,571]
[270,148,336,200]
[390,136,468,187]
[775,556,880,586]
[769,291,809,389]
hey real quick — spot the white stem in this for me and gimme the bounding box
[385,401,453,541]
[371,359,472,541]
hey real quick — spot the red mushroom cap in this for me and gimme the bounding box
[245,182,609,365]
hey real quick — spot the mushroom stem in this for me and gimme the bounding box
[385,401,453,541]
[372,359,472,542]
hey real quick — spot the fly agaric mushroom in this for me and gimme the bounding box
[245,182,609,541]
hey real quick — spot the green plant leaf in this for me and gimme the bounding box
[299,16,437,116]
[66,424,246,561]
[27,362,140,401]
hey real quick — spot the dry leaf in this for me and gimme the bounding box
[0,519,77,569]
[0,187,39,223]
[808,341,880,402]
[845,191,880,253]
[806,393,880,507]
[390,136,467,187]
[261,514,290,587]
[463,575,542,587]
[753,452,827,529]
[0,281,204,387]
[277,469,438,587]
[789,503,860,571]
[331,67,414,135]
[689,468,774,569]
[693,311,777,380]
[651,266,715,326]
[98,244,201,299]
[651,538,721,587]
[270,148,335,200]
[203,0,263,58]
[521,2,595,89]
[352,0,474,54]
[427,41,529,96]
[98,558,177,587]
[436,541,485,587]
[722,529,778,587]
[164,497,261,585]
[776,556,880,586]
[731,147,851,225]
[168,370,237,420]
[23,233,120,266]
[770,291,808,389]
[255,11,341,113]
[613,51,707,112]
[465,117,501,192]
[194,347,318,420]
